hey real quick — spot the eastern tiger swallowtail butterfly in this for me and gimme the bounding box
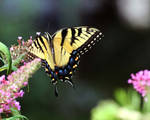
[28,26,103,96]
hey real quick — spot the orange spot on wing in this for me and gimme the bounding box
[75,57,78,61]
[55,71,58,75]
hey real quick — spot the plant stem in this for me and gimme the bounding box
[140,96,144,112]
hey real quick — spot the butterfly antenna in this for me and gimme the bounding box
[30,22,42,33]
[46,22,51,32]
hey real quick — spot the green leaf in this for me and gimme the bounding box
[114,88,129,106]
[129,89,141,111]
[1,108,28,120]
[0,53,25,73]
[12,54,25,67]
[0,64,17,72]
[114,88,141,110]
[10,107,21,116]
[0,42,12,74]
[91,100,119,120]
[143,95,150,113]
[2,115,28,120]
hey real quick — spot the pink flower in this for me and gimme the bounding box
[22,40,25,45]
[0,58,41,113]
[0,75,5,83]
[10,35,33,65]
[128,70,150,99]
[23,82,28,86]
[9,47,14,51]
[14,101,21,111]
[18,36,22,40]
[0,108,3,113]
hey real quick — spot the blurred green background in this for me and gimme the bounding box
[0,0,150,120]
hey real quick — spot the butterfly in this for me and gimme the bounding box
[28,26,103,96]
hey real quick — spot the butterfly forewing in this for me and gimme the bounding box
[28,33,55,70]
[28,37,45,60]
[52,26,103,67]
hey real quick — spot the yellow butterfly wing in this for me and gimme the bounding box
[51,26,103,67]
[28,32,55,70]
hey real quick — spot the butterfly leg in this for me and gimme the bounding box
[64,77,74,88]
[54,84,58,97]
[51,78,58,97]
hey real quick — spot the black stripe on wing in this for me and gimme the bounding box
[35,37,44,53]
[38,36,47,51]
[33,40,38,49]
[77,30,103,55]
[61,29,68,46]
[78,28,82,36]
[70,28,76,45]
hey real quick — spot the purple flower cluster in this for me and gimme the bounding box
[0,58,41,113]
[128,70,150,98]
[0,75,23,113]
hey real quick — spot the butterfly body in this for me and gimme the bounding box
[27,26,103,94]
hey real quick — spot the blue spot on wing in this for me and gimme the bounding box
[72,50,77,55]
[64,69,68,75]
[69,57,75,66]
[67,65,72,71]
[59,69,64,76]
